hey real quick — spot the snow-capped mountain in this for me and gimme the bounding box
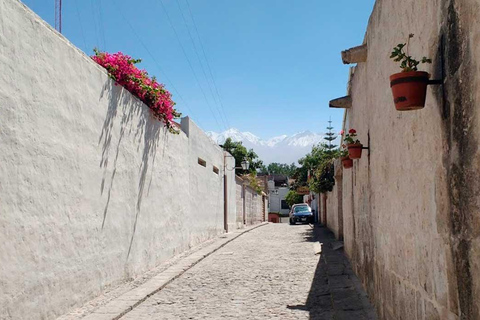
[206,128,336,164]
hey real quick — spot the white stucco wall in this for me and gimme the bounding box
[235,177,244,227]
[0,0,239,318]
[268,187,289,215]
[225,155,237,232]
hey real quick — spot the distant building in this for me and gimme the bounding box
[262,174,290,215]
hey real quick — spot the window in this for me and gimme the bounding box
[294,205,310,213]
[198,158,206,167]
[213,166,219,174]
[281,200,289,209]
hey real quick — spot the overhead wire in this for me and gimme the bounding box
[97,0,107,49]
[174,0,229,129]
[156,0,226,132]
[73,0,88,51]
[111,0,203,129]
[185,0,231,129]
[90,0,101,49]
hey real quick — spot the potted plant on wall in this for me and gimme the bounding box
[339,145,353,169]
[344,129,363,159]
[389,34,432,111]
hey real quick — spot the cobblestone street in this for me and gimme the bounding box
[121,223,376,319]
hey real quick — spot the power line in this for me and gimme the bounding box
[97,0,107,49]
[73,0,87,51]
[174,0,229,129]
[185,0,231,129]
[90,0,101,48]
[111,0,203,129]
[156,0,226,131]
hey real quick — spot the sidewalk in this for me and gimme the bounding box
[303,225,377,320]
[57,223,268,320]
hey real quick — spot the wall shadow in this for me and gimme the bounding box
[287,225,374,319]
[98,80,166,260]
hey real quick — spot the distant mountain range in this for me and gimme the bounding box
[206,128,338,164]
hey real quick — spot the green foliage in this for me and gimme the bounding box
[292,141,340,194]
[343,129,360,145]
[246,171,264,195]
[291,144,324,190]
[258,162,297,176]
[221,138,263,175]
[309,158,336,194]
[285,190,304,207]
[390,34,432,72]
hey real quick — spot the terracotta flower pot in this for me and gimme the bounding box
[347,143,363,159]
[341,156,353,169]
[390,71,430,111]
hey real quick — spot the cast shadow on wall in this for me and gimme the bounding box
[98,80,169,260]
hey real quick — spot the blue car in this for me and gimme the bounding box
[289,203,313,225]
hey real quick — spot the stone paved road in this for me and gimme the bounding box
[121,223,376,320]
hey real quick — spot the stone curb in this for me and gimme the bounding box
[82,222,269,320]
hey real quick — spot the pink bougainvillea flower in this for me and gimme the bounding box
[339,130,344,135]
[91,49,180,133]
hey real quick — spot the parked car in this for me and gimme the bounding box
[289,203,313,225]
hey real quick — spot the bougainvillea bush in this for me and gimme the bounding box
[92,49,181,133]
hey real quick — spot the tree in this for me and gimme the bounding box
[291,144,324,190]
[221,138,263,175]
[292,139,340,194]
[258,162,297,176]
[322,120,337,154]
[309,159,336,194]
[305,121,339,193]
[285,190,304,207]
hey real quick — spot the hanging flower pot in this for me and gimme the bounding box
[347,143,363,159]
[390,71,429,110]
[341,156,353,169]
[389,34,432,111]
[343,128,363,160]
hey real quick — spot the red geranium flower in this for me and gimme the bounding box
[349,129,356,134]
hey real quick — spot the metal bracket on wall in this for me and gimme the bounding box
[428,79,443,85]
[366,131,371,159]
[428,36,445,87]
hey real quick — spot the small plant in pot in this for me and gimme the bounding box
[344,129,363,159]
[339,146,353,169]
[390,34,432,111]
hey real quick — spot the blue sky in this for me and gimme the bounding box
[23,0,375,138]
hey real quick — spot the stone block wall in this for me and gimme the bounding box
[325,0,480,319]
[235,177,266,226]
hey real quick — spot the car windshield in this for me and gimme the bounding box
[294,206,309,213]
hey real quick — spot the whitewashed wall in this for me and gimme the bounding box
[0,0,238,318]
